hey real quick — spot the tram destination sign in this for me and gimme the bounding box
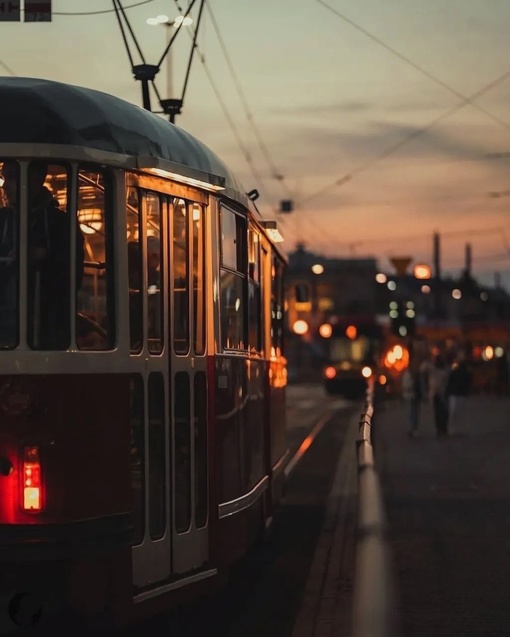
[24,0,51,21]
[0,1,20,21]
[0,0,51,20]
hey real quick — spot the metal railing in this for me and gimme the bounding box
[352,382,399,637]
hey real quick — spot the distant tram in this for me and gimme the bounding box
[0,78,287,633]
[321,315,398,398]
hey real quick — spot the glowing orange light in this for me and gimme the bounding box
[324,366,337,379]
[346,325,357,339]
[319,323,333,338]
[22,446,42,512]
[414,264,431,279]
[300,437,313,452]
[293,320,309,335]
[379,375,387,385]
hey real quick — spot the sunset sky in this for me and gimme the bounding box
[2,0,510,287]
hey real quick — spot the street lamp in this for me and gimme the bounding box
[146,14,193,100]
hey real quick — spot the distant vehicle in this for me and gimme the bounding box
[0,77,288,634]
[321,315,397,398]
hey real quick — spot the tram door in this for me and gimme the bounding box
[130,190,209,592]
[170,198,209,575]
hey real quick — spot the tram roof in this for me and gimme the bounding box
[0,76,251,204]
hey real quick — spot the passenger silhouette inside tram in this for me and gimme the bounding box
[0,160,85,349]
[0,162,18,347]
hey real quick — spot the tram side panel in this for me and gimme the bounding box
[0,372,133,629]
[214,356,267,567]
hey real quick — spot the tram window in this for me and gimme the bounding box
[192,203,205,355]
[248,228,260,283]
[175,372,191,534]
[130,374,145,546]
[173,199,189,355]
[0,160,19,349]
[221,207,246,271]
[146,193,163,354]
[127,187,142,353]
[76,168,114,350]
[247,228,261,351]
[148,372,166,540]
[194,372,208,529]
[220,270,245,350]
[27,162,75,350]
[248,281,261,352]
[271,256,284,353]
[220,207,247,351]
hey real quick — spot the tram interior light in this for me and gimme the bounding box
[78,208,102,235]
[143,166,225,193]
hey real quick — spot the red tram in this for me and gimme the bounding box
[0,78,288,633]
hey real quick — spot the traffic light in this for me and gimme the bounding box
[389,300,415,337]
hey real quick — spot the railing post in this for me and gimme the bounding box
[351,379,399,637]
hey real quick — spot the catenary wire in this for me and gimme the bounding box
[0,60,16,76]
[205,2,292,197]
[300,66,510,205]
[171,0,272,203]
[315,0,510,132]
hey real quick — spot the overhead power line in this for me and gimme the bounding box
[300,66,510,205]
[0,60,16,76]
[171,0,269,201]
[205,2,292,197]
[301,0,510,206]
[315,0,510,132]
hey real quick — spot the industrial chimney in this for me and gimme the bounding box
[433,232,441,279]
[465,243,472,277]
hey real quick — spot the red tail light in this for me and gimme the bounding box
[22,446,42,512]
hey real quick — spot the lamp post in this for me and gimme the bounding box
[146,13,193,121]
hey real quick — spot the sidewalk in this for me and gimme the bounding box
[373,394,510,636]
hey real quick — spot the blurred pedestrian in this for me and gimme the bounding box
[446,352,472,435]
[402,360,423,437]
[429,354,450,437]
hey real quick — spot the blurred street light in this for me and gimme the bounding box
[414,264,431,279]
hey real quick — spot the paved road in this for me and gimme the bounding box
[374,394,510,637]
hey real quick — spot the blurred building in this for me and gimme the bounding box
[284,240,510,384]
